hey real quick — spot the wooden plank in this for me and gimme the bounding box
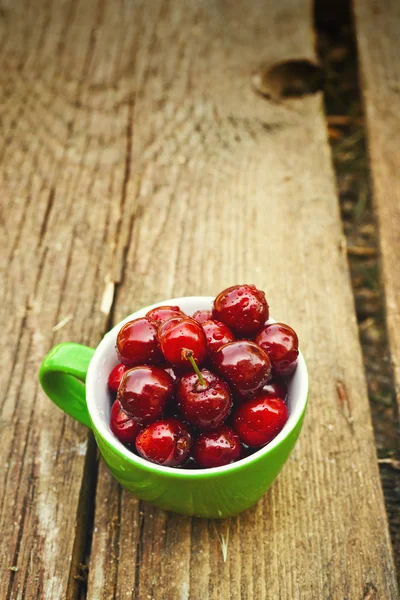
[352,1,400,412]
[0,0,140,597]
[79,1,399,599]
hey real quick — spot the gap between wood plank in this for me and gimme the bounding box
[315,0,400,583]
[66,435,98,600]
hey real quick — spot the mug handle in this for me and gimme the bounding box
[39,343,95,428]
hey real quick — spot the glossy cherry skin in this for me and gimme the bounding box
[116,317,163,367]
[255,322,299,377]
[177,369,232,430]
[194,426,241,468]
[146,305,185,325]
[202,320,235,355]
[135,418,192,466]
[117,366,174,425]
[213,340,271,399]
[233,393,289,447]
[110,400,141,446]
[158,316,208,369]
[163,366,178,381]
[213,284,268,337]
[108,363,128,394]
[263,378,288,402]
[192,309,213,324]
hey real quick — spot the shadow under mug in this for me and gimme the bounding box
[39,296,308,518]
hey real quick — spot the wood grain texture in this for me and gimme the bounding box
[0,0,397,599]
[352,0,400,413]
[78,1,396,599]
[0,0,141,597]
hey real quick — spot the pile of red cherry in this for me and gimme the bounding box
[108,284,299,469]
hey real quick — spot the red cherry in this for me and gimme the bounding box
[135,418,192,466]
[202,320,235,355]
[256,322,299,376]
[177,368,232,430]
[194,426,241,468]
[116,317,162,367]
[158,316,208,369]
[212,340,271,399]
[117,366,174,425]
[233,394,289,447]
[146,305,185,325]
[263,378,288,401]
[108,363,128,394]
[110,400,141,445]
[213,284,268,337]
[192,309,213,324]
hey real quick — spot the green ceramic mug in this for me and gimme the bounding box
[39,296,308,518]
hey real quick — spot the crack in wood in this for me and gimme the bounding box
[336,379,355,431]
[38,186,56,249]
[362,581,378,599]
[5,492,30,600]
[134,503,146,600]
[111,487,122,600]
[66,434,99,600]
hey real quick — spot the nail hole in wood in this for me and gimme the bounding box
[252,59,324,100]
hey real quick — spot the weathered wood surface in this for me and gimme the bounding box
[0,0,397,599]
[0,0,140,597]
[353,1,400,414]
[83,1,397,599]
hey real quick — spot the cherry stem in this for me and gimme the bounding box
[183,350,206,387]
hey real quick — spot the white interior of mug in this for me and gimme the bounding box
[86,297,309,475]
